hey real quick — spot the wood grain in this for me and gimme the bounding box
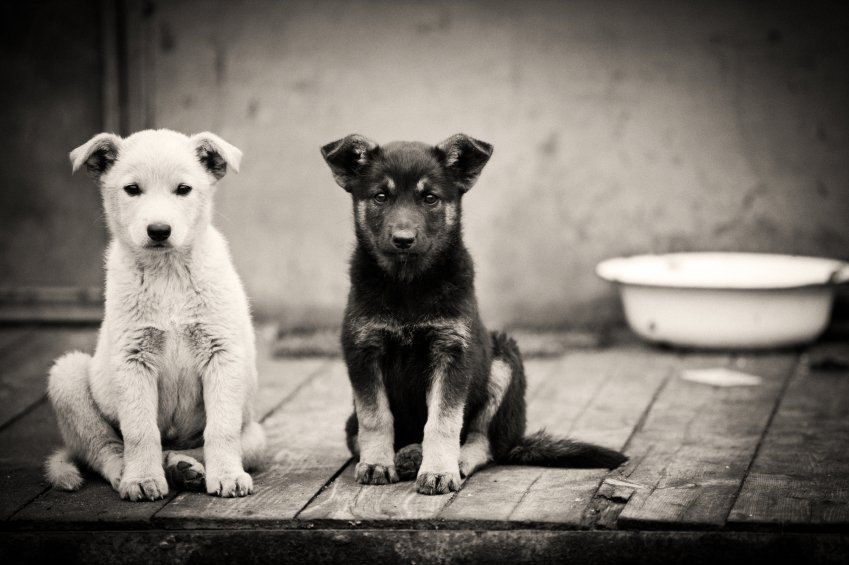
[253,325,331,421]
[615,353,799,530]
[729,342,849,530]
[440,346,677,524]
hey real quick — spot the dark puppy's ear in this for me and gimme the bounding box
[190,132,243,180]
[320,134,379,191]
[69,133,123,182]
[435,134,493,192]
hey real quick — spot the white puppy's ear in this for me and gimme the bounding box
[191,132,243,180]
[70,133,123,181]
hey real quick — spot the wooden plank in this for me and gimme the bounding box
[615,353,799,530]
[253,324,331,421]
[2,530,848,565]
[0,402,62,519]
[729,342,849,530]
[297,359,565,523]
[297,463,451,524]
[12,328,330,527]
[440,346,677,525]
[0,327,98,430]
[12,473,178,528]
[0,327,35,356]
[153,362,351,526]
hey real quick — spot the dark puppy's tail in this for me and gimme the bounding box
[503,430,628,469]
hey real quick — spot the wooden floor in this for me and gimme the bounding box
[1,324,848,564]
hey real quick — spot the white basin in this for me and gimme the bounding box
[596,252,849,349]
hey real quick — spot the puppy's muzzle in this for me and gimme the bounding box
[391,229,416,250]
[147,223,172,243]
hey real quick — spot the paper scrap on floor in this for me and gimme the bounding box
[680,368,763,387]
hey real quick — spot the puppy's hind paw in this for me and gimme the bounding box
[355,462,400,485]
[416,471,461,495]
[394,444,423,481]
[165,454,206,492]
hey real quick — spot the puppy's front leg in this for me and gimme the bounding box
[343,326,399,485]
[417,355,468,496]
[190,325,253,498]
[351,358,399,485]
[116,327,168,501]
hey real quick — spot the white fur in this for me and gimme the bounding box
[45,449,84,491]
[47,129,264,501]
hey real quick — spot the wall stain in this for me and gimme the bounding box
[539,132,559,156]
[159,22,175,52]
[213,40,226,86]
[415,10,451,34]
[247,98,260,119]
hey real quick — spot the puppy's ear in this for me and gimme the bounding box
[435,134,493,192]
[70,133,123,181]
[320,134,379,191]
[191,132,243,180]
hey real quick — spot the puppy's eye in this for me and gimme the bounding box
[423,194,439,205]
[373,192,388,203]
[175,184,192,196]
[123,184,141,196]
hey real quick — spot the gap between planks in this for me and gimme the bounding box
[609,351,801,531]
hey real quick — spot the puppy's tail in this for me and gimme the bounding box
[45,448,84,491]
[503,430,627,469]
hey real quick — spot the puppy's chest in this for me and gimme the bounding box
[128,278,202,323]
[123,273,214,443]
[155,326,207,446]
[352,314,467,347]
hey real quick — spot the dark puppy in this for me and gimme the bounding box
[321,134,626,495]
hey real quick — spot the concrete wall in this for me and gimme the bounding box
[3,1,848,328]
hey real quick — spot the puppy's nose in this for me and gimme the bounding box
[391,230,416,250]
[147,223,171,242]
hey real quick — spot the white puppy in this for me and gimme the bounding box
[45,129,265,501]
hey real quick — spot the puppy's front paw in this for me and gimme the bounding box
[119,473,168,501]
[416,470,461,495]
[206,470,253,497]
[355,462,400,485]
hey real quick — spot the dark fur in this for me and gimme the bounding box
[323,134,626,494]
